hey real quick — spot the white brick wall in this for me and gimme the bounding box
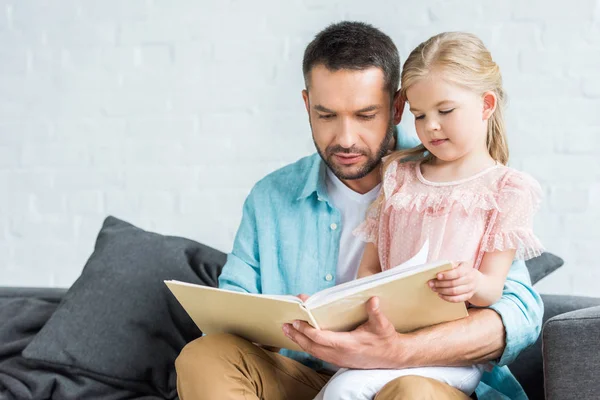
[1,0,599,296]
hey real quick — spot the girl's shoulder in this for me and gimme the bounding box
[490,165,542,195]
[487,165,543,210]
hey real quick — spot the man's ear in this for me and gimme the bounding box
[482,91,497,121]
[392,90,405,125]
[302,89,310,114]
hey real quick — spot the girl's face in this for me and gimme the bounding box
[406,73,494,163]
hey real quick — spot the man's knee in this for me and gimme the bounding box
[176,333,251,376]
[375,375,443,400]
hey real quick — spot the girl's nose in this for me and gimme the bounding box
[426,118,441,132]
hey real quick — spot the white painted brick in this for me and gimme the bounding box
[139,191,176,215]
[541,22,600,49]
[555,127,600,154]
[513,0,597,22]
[427,1,482,25]
[52,169,123,190]
[2,264,57,287]
[549,185,590,213]
[44,22,118,47]
[0,145,20,168]
[104,191,141,216]
[520,48,600,76]
[522,155,600,184]
[570,269,600,297]
[79,0,149,22]
[534,266,574,295]
[73,215,105,243]
[570,240,599,265]
[138,44,173,69]
[126,117,197,139]
[123,168,197,191]
[582,77,600,98]
[66,191,104,215]
[100,88,169,117]
[21,143,90,167]
[8,216,76,242]
[491,22,542,50]
[0,192,32,222]
[52,118,128,142]
[0,170,54,192]
[564,213,600,238]
[505,75,581,99]
[30,191,66,216]
[478,1,514,22]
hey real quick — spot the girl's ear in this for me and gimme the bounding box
[482,91,497,121]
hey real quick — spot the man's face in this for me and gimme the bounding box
[303,65,396,181]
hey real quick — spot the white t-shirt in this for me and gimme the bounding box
[325,168,381,285]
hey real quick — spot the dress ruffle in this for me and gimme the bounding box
[480,229,544,260]
[353,218,378,244]
[382,160,542,216]
[385,190,501,215]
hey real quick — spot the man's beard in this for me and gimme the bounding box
[313,120,395,181]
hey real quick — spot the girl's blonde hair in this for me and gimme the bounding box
[373,32,509,211]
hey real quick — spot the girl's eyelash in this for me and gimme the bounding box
[415,109,454,120]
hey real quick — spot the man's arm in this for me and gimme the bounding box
[284,259,543,369]
[218,187,262,294]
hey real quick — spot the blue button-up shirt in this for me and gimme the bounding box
[219,128,543,400]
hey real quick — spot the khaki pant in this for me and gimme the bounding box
[175,333,471,400]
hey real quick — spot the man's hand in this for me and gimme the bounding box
[428,261,482,303]
[282,297,404,369]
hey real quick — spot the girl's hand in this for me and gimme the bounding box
[427,261,482,303]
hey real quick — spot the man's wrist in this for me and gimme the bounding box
[386,331,417,369]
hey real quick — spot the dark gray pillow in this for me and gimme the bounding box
[22,216,226,399]
[525,252,564,285]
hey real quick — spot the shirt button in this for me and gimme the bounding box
[325,274,333,281]
[330,223,338,230]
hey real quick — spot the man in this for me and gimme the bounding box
[176,21,543,399]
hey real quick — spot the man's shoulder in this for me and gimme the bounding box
[250,153,320,200]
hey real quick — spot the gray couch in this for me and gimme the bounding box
[1,216,599,399]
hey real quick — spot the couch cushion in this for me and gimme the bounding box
[525,252,563,285]
[22,216,226,398]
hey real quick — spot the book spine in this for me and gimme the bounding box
[301,304,321,330]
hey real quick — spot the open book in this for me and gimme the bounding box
[165,243,468,352]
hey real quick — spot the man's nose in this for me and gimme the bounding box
[337,118,359,149]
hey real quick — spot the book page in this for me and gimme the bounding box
[305,240,431,309]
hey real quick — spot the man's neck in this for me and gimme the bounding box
[339,166,382,194]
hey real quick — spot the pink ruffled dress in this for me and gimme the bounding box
[354,160,544,271]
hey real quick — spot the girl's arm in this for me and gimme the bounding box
[357,242,382,278]
[469,249,515,306]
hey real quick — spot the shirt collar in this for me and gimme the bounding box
[296,153,329,202]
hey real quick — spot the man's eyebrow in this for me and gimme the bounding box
[313,104,335,113]
[356,105,381,113]
[410,100,454,113]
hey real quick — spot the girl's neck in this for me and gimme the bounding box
[422,151,497,183]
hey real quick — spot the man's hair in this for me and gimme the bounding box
[302,21,400,99]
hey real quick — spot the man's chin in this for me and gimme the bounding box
[329,161,371,180]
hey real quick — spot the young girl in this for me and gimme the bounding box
[314,32,544,399]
